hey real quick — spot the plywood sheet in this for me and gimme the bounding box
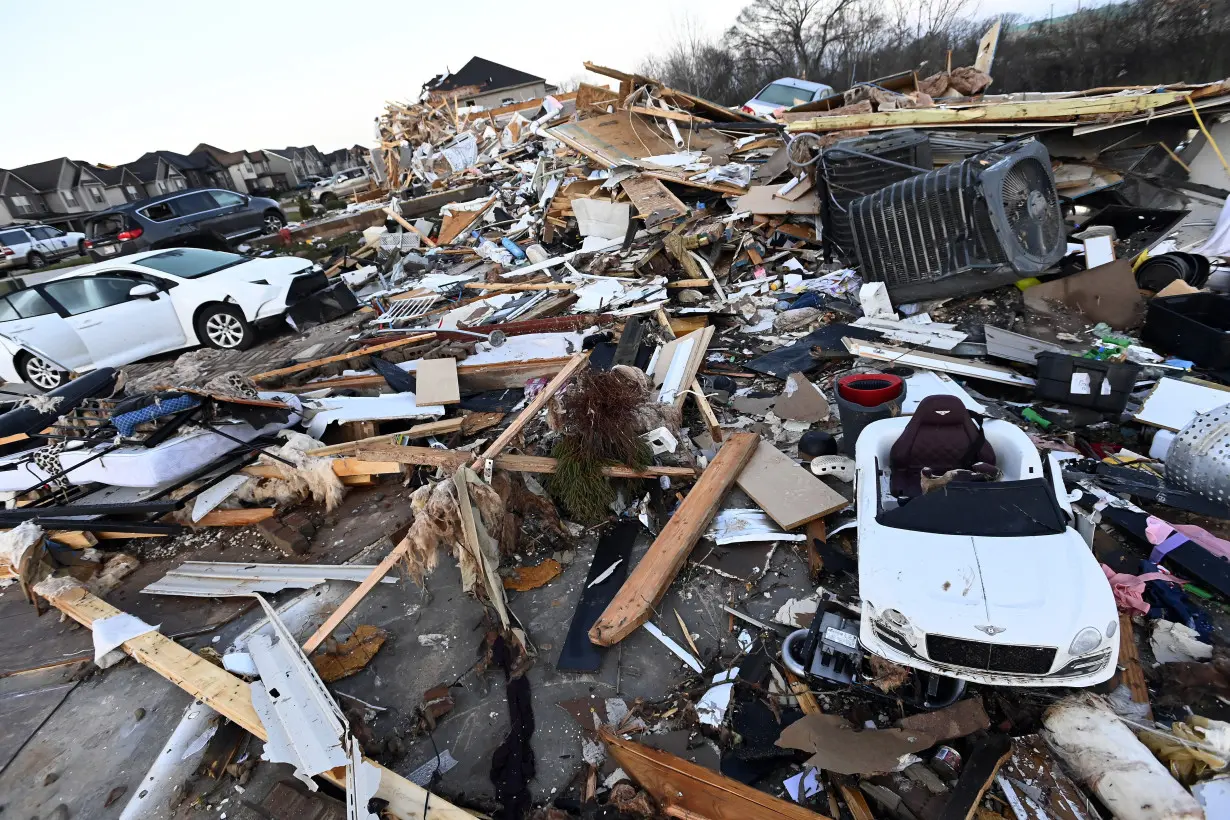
[736,440,848,531]
[620,174,689,226]
[732,184,821,215]
[415,358,460,406]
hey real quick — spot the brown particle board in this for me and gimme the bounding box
[415,358,461,406]
[736,440,848,531]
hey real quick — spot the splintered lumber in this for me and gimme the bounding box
[250,333,436,382]
[1117,612,1153,719]
[690,378,723,442]
[242,458,401,480]
[282,356,574,394]
[302,542,409,654]
[358,445,698,480]
[600,728,828,820]
[589,432,759,646]
[786,91,1188,133]
[621,174,690,227]
[195,508,276,527]
[304,417,466,457]
[382,207,437,247]
[414,358,460,406]
[469,351,590,470]
[36,585,470,820]
[736,440,848,530]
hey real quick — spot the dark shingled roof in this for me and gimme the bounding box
[430,57,543,93]
[10,158,69,192]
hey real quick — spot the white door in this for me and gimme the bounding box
[39,274,188,368]
[0,288,93,371]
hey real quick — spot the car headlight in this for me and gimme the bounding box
[1107,619,1118,639]
[1069,627,1103,656]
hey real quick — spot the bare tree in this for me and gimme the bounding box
[727,0,865,79]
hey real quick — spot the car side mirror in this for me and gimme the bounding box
[129,283,158,299]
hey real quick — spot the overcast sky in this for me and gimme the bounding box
[3,0,1092,169]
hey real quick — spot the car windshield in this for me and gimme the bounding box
[876,478,1067,538]
[756,82,816,107]
[135,248,247,279]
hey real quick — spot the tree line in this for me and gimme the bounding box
[640,0,1230,107]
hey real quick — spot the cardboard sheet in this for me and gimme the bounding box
[1022,260,1144,329]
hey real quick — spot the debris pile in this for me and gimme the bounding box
[9,34,1230,820]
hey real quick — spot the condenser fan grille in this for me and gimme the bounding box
[1000,158,1064,258]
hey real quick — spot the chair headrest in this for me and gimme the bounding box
[911,395,972,426]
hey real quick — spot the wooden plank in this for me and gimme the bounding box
[627,105,711,124]
[331,459,401,477]
[689,377,723,442]
[666,279,712,289]
[304,418,465,457]
[600,728,828,820]
[621,174,690,226]
[974,19,1002,75]
[996,734,1098,820]
[282,356,573,394]
[37,586,470,820]
[195,508,275,527]
[785,669,820,715]
[415,358,460,406]
[436,196,496,246]
[786,91,1188,133]
[839,784,876,820]
[48,530,98,549]
[382,207,437,247]
[303,538,410,655]
[469,352,590,470]
[1118,612,1153,719]
[250,333,435,383]
[357,446,698,480]
[589,432,759,646]
[736,440,847,531]
[939,733,1012,820]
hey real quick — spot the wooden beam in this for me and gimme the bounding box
[195,508,276,527]
[469,352,590,470]
[250,333,436,382]
[282,356,573,394]
[627,105,711,125]
[689,378,723,442]
[48,530,98,549]
[359,445,697,480]
[786,91,1189,133]
[666,279,712,289]
[302,537,409,655]
[382,207,437,247]
[37,586,471,820]
[839,784,876,820]
[589,432,760,646]
[305,418,465,457]
[600,728,828,820]
[1117,612,1153,719]
[242,458,402,480]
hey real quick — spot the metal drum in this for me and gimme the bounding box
[1164,403,1230,504]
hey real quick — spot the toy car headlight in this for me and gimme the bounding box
[1069,627,1103,656]
[1107,618,1118,639]
[881,609,911,630]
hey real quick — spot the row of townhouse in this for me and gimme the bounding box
[0,145,372,232]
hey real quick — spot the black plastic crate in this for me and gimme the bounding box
[1143,293,1230,370]
[1034,352,1139,413]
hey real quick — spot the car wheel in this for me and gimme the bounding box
[26,252,45,270]
[263,212,285,234]
[197,304,255,350]
[320,192,338,207]
[17,352,68,391]
[77,239,87,256]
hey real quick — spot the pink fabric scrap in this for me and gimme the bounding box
[1101,563,1182,615]
[1146,516,1230,561]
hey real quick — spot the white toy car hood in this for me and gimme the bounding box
[860,526,1113,643]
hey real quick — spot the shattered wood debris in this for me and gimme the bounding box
[8,40,1230,820]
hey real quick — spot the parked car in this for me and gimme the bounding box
[854,395,1118,688]
[0,224,89,271]
[84,188,286,262]
[292,174,325,191]
[0,248,352,390]
[742,78,837,117]
[310,168,371,204]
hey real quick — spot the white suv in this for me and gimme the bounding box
[310,168,371,205]
[0,224,88,272]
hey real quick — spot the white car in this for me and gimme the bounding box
[742,78,837,117]
[311,168,371,204]
[854,401,1119,688]
[0,224,88,271]
[0,248,334,390]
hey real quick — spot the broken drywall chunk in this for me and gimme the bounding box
[859,282,895,320]
[774,372,830,423]
[696,667,739,727]
[1151,619,1213,663]
[573,199,631,239]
